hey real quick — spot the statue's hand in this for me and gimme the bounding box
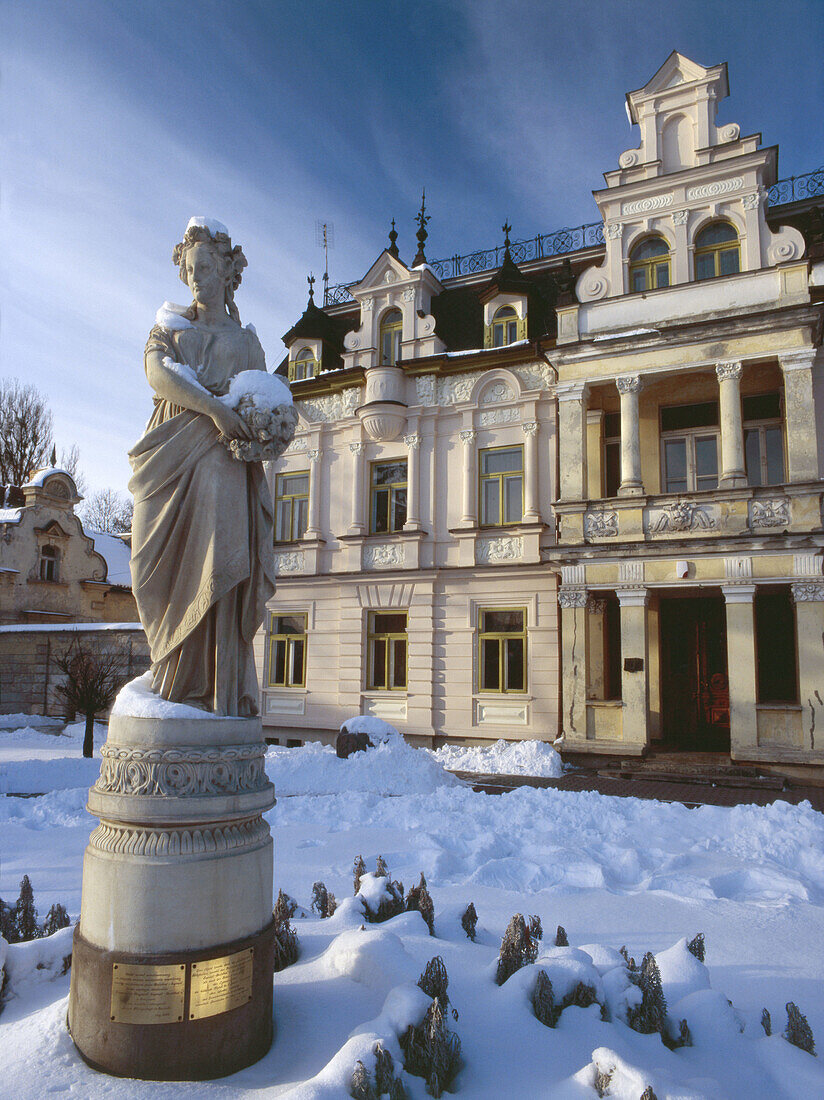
[210,405,254,441]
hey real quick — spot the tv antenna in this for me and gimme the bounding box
[315,220,335,300]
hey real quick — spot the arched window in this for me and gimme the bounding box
[379,309,403,366]
[291,347,316,382]
[492,306,519,348]
[39,545,59,582]
[694,222,740,281]
[628,237,671,293]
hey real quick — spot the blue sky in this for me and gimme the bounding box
[3,0,823,494]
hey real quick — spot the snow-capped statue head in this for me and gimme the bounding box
[173,216,248,324]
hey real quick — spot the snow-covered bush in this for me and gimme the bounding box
[762,1007,772,1036]
[532,969,555,1026]
[350,1043,407,1099]
[357,858,405,924]
[273,889,299,971]
[13,875,39,942]
[400,995,461,1098]
[405,874,435,936]
[627,952,667,1036]
[461,902,477,942]
[42,903,71,937]
[785,1001,816,1055]
[418,957,456,1019]
[554,924,568,947]
[354,855,366,894]
[311,881,337,919]
[686,931,705,962]
[496,913,539,986]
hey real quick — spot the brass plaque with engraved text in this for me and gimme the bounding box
[110,962,186,1025]
[189,948,254,1021]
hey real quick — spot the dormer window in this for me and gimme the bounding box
[379,309,403,365]
[39,545,59,582]
[694,222,740,280]
[628,237,671,292]
[492,306,519,347]
[290,347,317,382]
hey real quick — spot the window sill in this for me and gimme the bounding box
[449,520,545,536]
[338,529,426,543]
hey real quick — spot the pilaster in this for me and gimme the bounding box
[722,584,758,757]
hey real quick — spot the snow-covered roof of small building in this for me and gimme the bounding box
[22,467,74,489]
[88,531,132,586]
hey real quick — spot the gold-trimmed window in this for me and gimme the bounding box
[380,309,403,365]
[479,445,523,526]
[367,610,407,691]
[290,347,317,382]
[478,607,526,693]
[267,612,307,688]
[628,237,670,293]
[694,222,740,281]
[492,305,519,347]
[275,472,309,542]
[370,460,407,533]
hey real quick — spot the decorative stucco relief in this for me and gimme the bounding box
[750,498,790,528]
[364,543,404,569]
[558,587,587,609]
[274,551,305,575]
[479,407,521,427]
[621,193,673,215]
[685,177,744,201]
[89,816,270,858]
[481,381,514,404]
[584,510,619,538]
[415,362,553,408]
[297,387,360,423]
[511,362,554,391]
[283,437,308,454]
[475,536,522,564]
[95,744,267,797]
[792,582,824,602]
[648,501,717,534]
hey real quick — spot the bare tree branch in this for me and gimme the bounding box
[0,378,54,486]
[78,488,133,533]
[53,637,130,757]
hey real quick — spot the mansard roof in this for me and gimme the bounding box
[477,246,536,304]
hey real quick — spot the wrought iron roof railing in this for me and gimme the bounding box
[324,166,824,307]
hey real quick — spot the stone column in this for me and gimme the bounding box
[556,382,588,501]
[716,360,747,487]
[781,349,819,483]
[792,580,824,753]
[305,448,323,539]
[522,421,540,522]
[616,588,649,748]
[404,433,421,531]
[722,585,758,758]
[617,375,643,496]
[349,442,366,534]
[460,429,477,526]
[559,586,588,743]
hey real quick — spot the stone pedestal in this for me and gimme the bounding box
[68,711,276,1080]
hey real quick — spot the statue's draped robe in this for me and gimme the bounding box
[129,317,276,716]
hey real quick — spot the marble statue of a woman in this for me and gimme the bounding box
[129,218,284,716]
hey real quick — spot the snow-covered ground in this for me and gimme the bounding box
[1,718,824,1097]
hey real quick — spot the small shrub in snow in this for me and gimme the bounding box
[354,855,367,894]
[529,915,543,943]
[593,1064,612,1097]
[640,1089,658,1100]
[359,859,405,924]
[664,1018,692,1050]
[14,876,40,942]
[627,953,667,1036]
[42,903,71,936]
[376,855,389,878]
[350,1060,377,1100]
[761,1007,772,1036]
[418,956,457,1019]
[351,1045,407,1100]
[686,932,705,962]
[311,882,337,919]
[406,874,435,936]
[461,902,477,941]
[784,1001,816,1055]
[0,899,15,943]
[619,944,636,970]
[401,996,461,1098]
[272,890,299,971]
[496,913,539,986]
[532,969,556,1027]
[554,924,568,947]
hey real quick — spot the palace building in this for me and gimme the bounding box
[258,53,824,770]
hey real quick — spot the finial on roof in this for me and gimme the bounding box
[388,218,399,258]
[307,273,315,302]
[413,189,430,266]
[502,221,512,254]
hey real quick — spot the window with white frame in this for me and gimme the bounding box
[743,393,785,487]
[660,401,719,493]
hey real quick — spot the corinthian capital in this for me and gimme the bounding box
[716,360,742,383]
[616,374,642,395]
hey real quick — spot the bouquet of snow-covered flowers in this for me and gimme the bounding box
[219,370,299,462]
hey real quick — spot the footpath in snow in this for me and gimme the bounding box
[1,720,824,1097]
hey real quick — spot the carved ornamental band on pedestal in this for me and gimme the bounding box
[68,218,292,1081]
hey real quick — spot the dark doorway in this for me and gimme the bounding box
[659,595,730,751]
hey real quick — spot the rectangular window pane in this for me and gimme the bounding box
[274,640,287,685]
[664,439,688,492]
[605,440,620,497]
[695,435,718,481]
[482,479,500,525]
[504,476,523,523]
[481,638,500,690]
[392,487,407,530]
[493,324,504,348]
[764,427,785,485]
[391,639,407,688]
[291,639,305,685]
[382,330,392,364]
[483,609,524,632]
[374,462,407,486]
[371,639,387,688]
[632,270,647,293]
[394,331,402,363]
[745,429,763,487]
[661,402,719,432]
[695,253,715,281]
[276,501,292,541]
[295,498,309,539]
[743,393,781,422]
[373,487,389,533]
[756,590,797,703]
[281,475,309,496]
[655,263,670,288]
[505,638,525,692]
[507,321,518,343]
[719,248,739,276]
[273,615,304,634]
[482,448,522,475]
[373,612,407,634]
